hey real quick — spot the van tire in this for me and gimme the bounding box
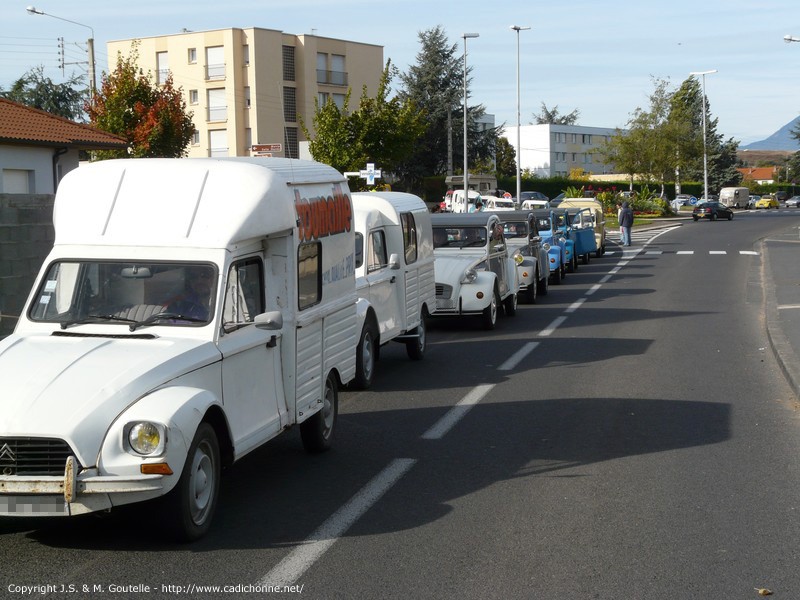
[525,270,538,303]
[538,269,549,296]
[353,321,378,389]
[301,372,338,453]
[160,422,220,542]
[551,265,562,285]
[405,310,427,361]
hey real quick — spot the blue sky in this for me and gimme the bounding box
[2,0,799,145]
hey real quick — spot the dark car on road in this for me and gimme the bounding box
[692,201,734,221]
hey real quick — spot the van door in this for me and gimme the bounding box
[487,221,509,297]
[217,256,285,455]
[365,228,403,341]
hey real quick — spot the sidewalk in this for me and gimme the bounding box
[761,227,800,398]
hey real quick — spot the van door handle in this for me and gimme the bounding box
[390,276,396,283]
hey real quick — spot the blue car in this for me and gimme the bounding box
[532,209,567,284]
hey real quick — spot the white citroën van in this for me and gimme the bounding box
[719,187,750,209]
[351,192,435,388]
[0,158,358,541]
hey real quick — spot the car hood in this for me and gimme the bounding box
[433,253,486,284]
[0,332,220,465]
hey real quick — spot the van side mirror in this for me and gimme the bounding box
[254,310,283,330]
[388,253,401,270]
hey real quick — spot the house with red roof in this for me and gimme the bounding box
[737,166,778,185]
[0,97,126,194]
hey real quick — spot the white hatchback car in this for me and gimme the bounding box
[430,212,520,330]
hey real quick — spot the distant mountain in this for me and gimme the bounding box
[741,116,800,151]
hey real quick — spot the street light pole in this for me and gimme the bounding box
[27,5,96,95]
[689,70,717,202]
[510,25,530,206]
[462,33,479,210]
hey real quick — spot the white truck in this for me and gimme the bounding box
[351,192,435,388]
[0,157,358,541]
[719,187,750,209]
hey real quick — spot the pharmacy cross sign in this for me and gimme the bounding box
[344,163,382,186]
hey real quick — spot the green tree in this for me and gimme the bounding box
[302,61,425,191]
[396,26,499,192]
[495,137,516,177]
[85,44,194,159]
[0,65,85,121]
[532,102,580,125]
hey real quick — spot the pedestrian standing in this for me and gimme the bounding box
[618,201,634,246]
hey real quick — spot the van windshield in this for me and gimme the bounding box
[433,226,487,248]
[502,222,529,239]
[29,260,217,328]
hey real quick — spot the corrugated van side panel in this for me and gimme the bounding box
[296,320,323,417]
[323,305,357,385]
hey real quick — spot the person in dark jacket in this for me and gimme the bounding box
[618,201,634,246]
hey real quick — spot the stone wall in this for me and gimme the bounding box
[0,193,55,339]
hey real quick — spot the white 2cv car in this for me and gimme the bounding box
[0,157,359,541]
[351,192,435,389]
[430,212,520,330]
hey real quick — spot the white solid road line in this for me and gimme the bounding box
[421,383,496,440]
[498,341,539,371]
[261,458,417,588]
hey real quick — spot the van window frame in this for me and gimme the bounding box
[400,212,418,264]
[297,241,322,310]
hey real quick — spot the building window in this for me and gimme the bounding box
[156,51,169,85]
[2,169,33,193]
[283,86,297,122]
[189,89,198,105]
[332,93,346,110]
[191,130,200,146]
[244,86,251,108]
[205,46,225,80]
[243,44,250,65]
[207,88,226,121]
[330,54,346,85]
[316,52,326,83]
[188,48,197,64]
[571,133,577,143]
[209,130,227,157]
[318,92,328,106]
[582,134,592,144]
[284,126,298,159]
[571,153,577,162]
[282,45,295,81]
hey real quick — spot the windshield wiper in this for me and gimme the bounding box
[60,314,138,329]
[129,311,206,331]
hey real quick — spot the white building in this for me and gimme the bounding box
[502,124,620,178]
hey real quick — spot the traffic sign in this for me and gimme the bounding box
[251,144,282,152]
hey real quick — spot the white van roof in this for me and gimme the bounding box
[53,157,346,249]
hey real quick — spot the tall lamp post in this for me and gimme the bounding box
[26,5,96,94]
[462,33,479,209]
[510,25,530,205]
[689,70,717,202]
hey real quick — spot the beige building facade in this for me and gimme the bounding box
[108,28,383,159]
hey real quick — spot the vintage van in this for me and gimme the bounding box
[0,158,357,541]
[496,211,550,303]
[351,192,435,388]
[446,189,482,213]
[558,198,606,257]
[719,187,750,209]
[430,212,519,329]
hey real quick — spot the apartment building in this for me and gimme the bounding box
[502,124,619,178]
[108,28,383,159]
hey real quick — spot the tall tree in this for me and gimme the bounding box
[302,61,425,190]
[532,102,580,125]
[85,44,194,159]
[396,26,499,192]
[0,66,85,121]
[495,136,516,177]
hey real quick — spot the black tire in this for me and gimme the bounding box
[525,268,538,303]
[551,264,562,285]
[582,253,589,265]
[481,291,498,330]
[301,372,338,453]
[728,212,733,220]
[353,321,378,389]
[160,422,220,542]
[539,268,549,296]
[405,309,427,360]
[710,212,717,221]
[693,216,699,222]
[504,292,517,317]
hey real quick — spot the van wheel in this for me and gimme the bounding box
[504,292,517,316]
[538,269,549,296]
[551,265,562,285]
[405,310,427,361]
[160,423,220,542]
[582,253,590,265]
[482,291,498,330]
[301,372,338,453]
[353,321,378,389]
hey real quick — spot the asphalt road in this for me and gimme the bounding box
[2,209,800,600]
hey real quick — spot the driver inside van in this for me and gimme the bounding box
[165,267,214,321]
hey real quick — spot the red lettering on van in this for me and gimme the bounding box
[294,184,352,243]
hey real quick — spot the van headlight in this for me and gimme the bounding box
[558,236,566,245]
[513,251,524,265]
[542,242,551,251]
[461,268,478,284]
[127,422,167,456]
